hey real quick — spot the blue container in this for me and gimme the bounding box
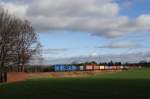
[75,66,80,71]
[72,65,77,71]
[54,65,78,72]
[60,65,65,71]
[53,65,65,71]
[66,65,71,71]
[65,65,77,71]
[53,65,60,71]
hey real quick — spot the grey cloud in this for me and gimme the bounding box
[98,42,140,49]
[1,0,150,38]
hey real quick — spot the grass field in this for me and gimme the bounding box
[0,69,150,99]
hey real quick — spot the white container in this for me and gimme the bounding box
[100,66,105,70]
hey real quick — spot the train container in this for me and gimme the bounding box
[94,66,100,70]
[54,65,78,71]
[108,66,112,70]
[104,66,109,70]
[100,66,105,70]
[85,65,94,71]
[112,66,117,70]
[62,65,77,71]
[71,65,78,71]
[53,65,65,71]
[116,66,120,70]
[53,65,60,72]
[75,66,80,71]
[59,65,65,71]
[128,65,138,69]
[119,65,124,69]
[124,65,129,69]
[66,65,72,71]
[79,66,84,71]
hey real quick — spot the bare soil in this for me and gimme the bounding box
[7,70,122,83]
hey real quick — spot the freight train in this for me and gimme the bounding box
[53,64,129,72]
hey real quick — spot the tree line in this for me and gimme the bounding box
[0,7,39,83]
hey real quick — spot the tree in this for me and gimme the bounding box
[14,20,38,72]
[0,7,38,83]
[0,7,18,82]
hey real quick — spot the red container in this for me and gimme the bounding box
[105,66,109,70]
[112,66,117,70]
[116,66,120,70]
[94,66,100,70]
[85,65,93,71]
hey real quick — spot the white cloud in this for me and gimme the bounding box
[1,0,150,38]
[90,52,98,56]
[137,14,150,29]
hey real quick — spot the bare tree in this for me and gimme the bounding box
[0,7,18,82]
[0,7,38,83]
[14,20,38,72]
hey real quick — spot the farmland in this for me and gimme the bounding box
[0,69,150,99]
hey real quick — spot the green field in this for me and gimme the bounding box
[1,69,150,99]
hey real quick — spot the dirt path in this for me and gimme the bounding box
[7,72,29,83]
[7,70,122,83]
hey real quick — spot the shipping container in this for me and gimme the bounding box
[112,66,117,70]
[100,66,105,70]
[79,66,84,71]
[53,65,65,71]
[85,65,93,71]
[54,65,80,72]
[67,65,72,71]
[71,65,78,71]
[53,65,60,71]
[108,66,112,70]
[116,66,120,70]
[124,66,129,69]
[119,66,124,69]
[94,66,100,70]
[104,66,109,70]
[59,65,65,71]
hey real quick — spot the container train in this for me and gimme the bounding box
[53,64,129,72]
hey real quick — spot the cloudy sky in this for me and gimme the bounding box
[1,0,150,64]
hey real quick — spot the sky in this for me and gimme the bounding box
[1,0,150,64]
